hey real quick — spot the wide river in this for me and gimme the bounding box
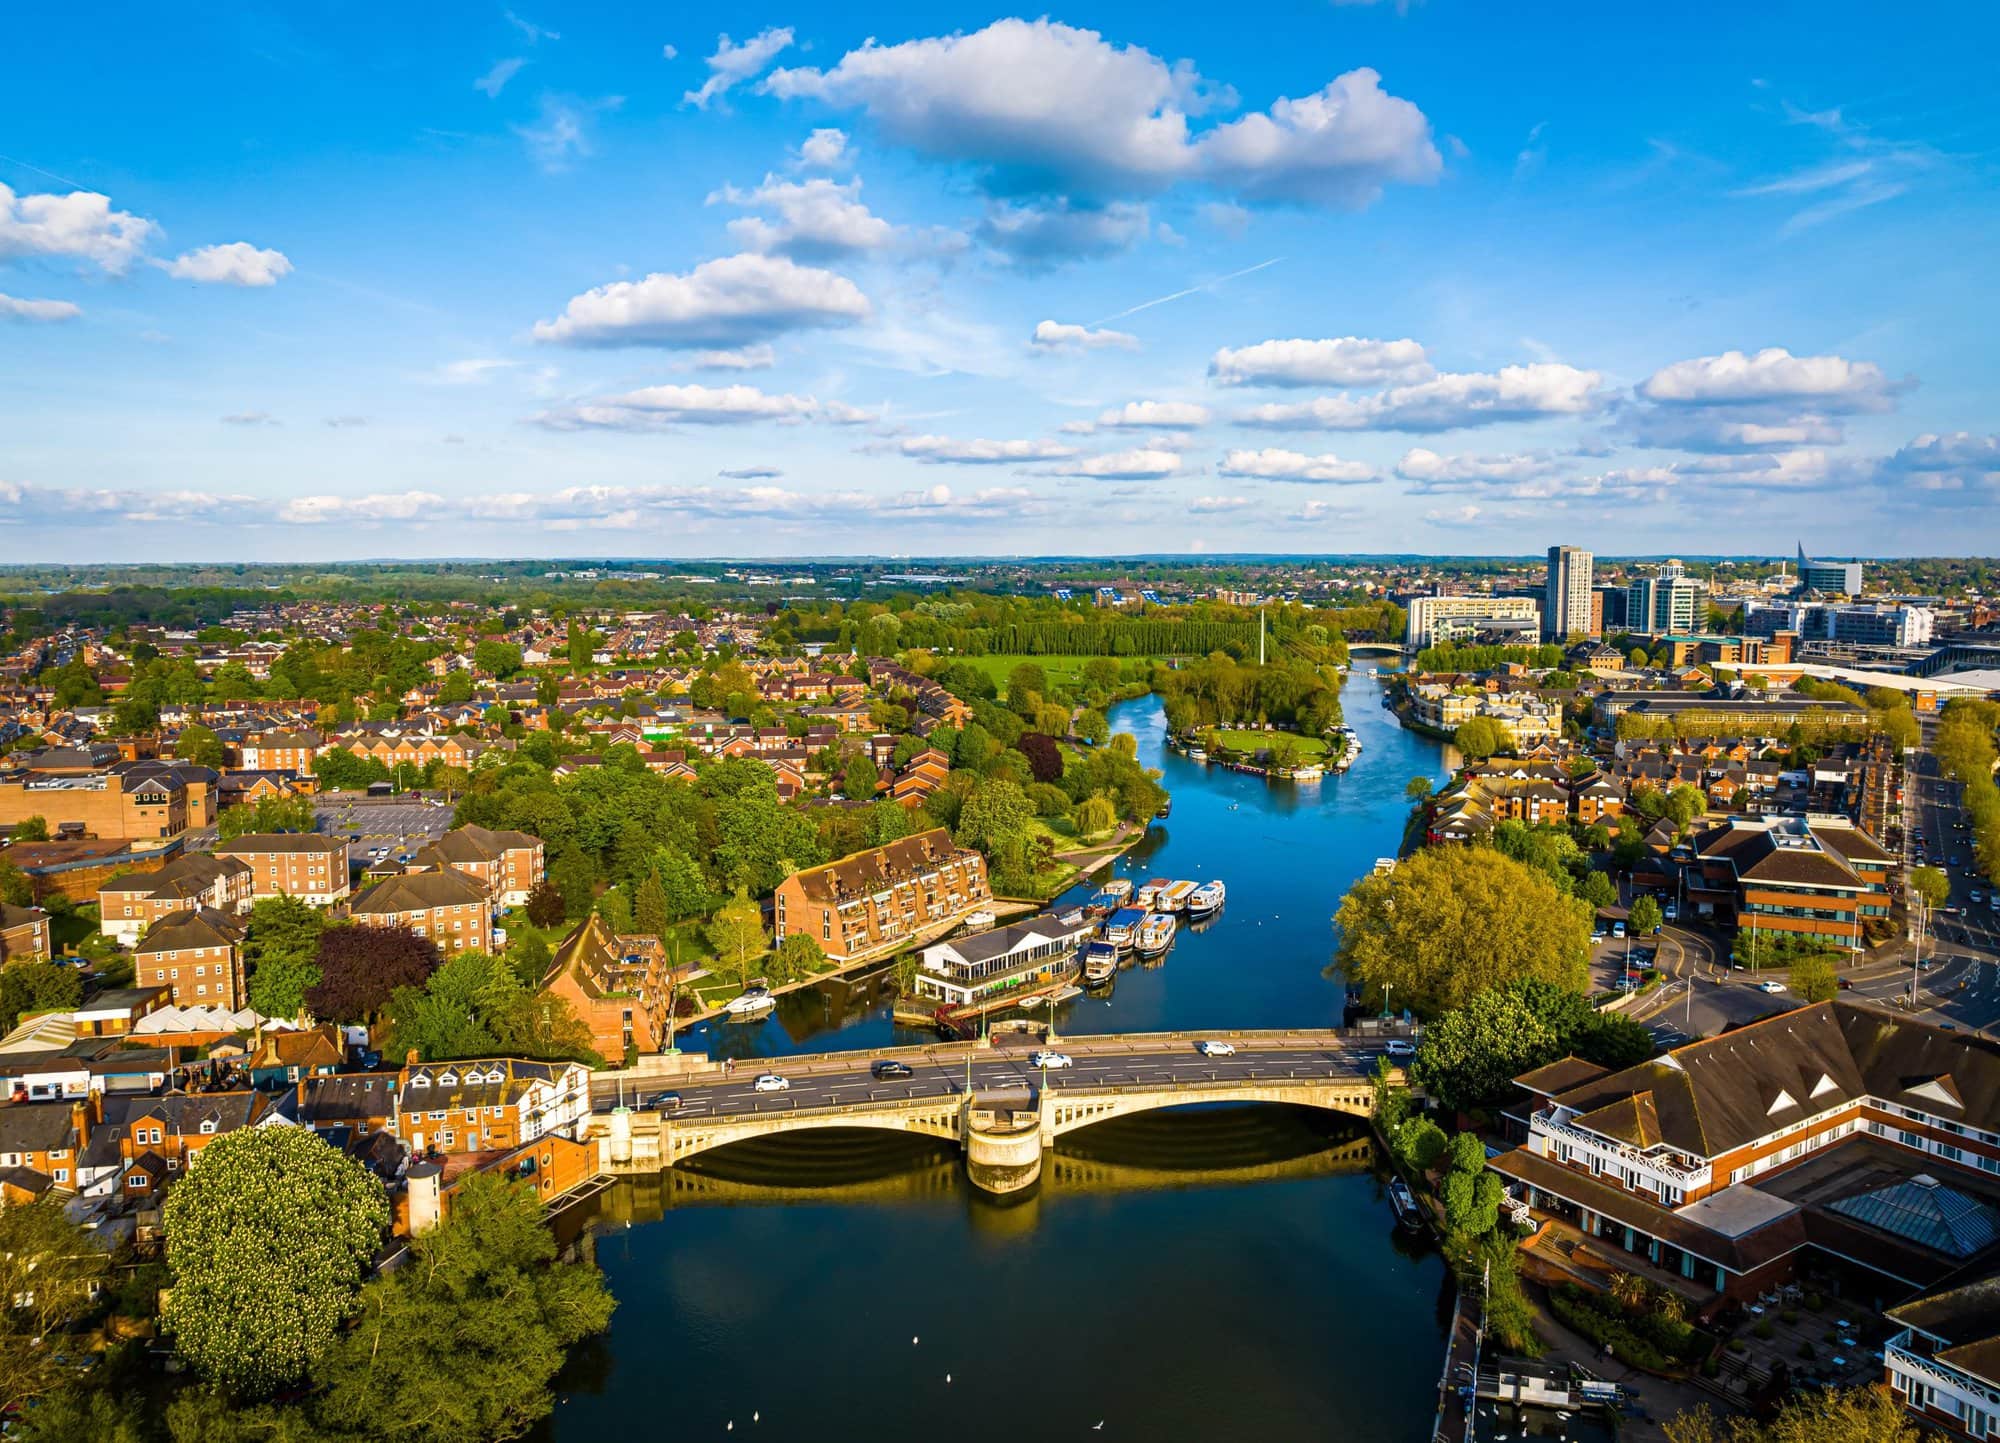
[550,667,1481,1442]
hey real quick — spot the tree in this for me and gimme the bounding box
[1015,732,1063,783]
[306,924,441,1024]
[1790,950,1840,1003]
[1664,1385,1919,1443]
[1412,988,1559,1112]
[1580,870,1618,909]
[523,879,566,929]
[1630,895,1664,936]
[1453,716,1508,760]
[172,723,227,768]
[1074,708,1109,746]
[1335,848,1592,1015]
[955,778,1034,855]
[314,1174,614,1443]
[773,932,825,983]
[472,639,524,677]
[1076,795,1117,837]
[706,889,768,986]
[0,962,82,1031]
[162,1127,388,1395]
[218,793,316,842]
[244,895,329,1019]
[634,870,669,938]
[1392,1116,1449,1175]
[0,1203,107,1417]
[0,858,31,907]
[11,814,49,842]
[842,752,881,799]
[1404,775,1433,802]
[1911,864,1951,912]
[650,845,711,921]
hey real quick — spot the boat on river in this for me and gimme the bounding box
[1157,880,1197,912]
[1186,746,1208,762]
[1048,984,1083,1004]
[1135,912,1176,958]
[1185,880,1226,919]
[1082,941,1118,984]
[1103,907,1147,952]
[1291,763,1324,782]
[1388,1177,1425,1231]
[722,987,776,1020]
[1134,877,1170,908]
[1085,877,1133,917]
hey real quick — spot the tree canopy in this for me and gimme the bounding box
[306,925,440,1024]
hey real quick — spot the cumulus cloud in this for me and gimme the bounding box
[1030,319,1139,353]
[532,253,870,349]
[0,184,157,273]
[1394,448,1560,488]
[691,343,776,371]
[897,434,1078,464]
[0,293,81,323]
[1096,399,1210,429]
[162,242,293,287]
[711,175,896,258]
[1638,347,1898,411]
[1208,335,1431,388]
[533,382,827,429]
[1045,447,1188,480]
[976,199,1149,266]
[764,20,1438,208]
[1879,432,2000,493]
[1187,495,1252,513]
[475,57,527,97]
[279,492,443,524]
[1623,410,1848,453]
[686,26,794,109]
[1219,447,1377,484]
[1240,363,1603,432]
[797,128,850,168]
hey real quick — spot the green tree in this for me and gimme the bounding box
[1412,988,1559,1112]
[842,752,881,799]
[11,814,49,842]
[1075,795,1117,837]
[172,723,227,768]
[1404,775,1433,802]
[1580,870,1618,909]
[1453,716,1508,760]
[162,1127,388,1395]
[524,879,566,929]
[774,932,826,983]
[1663,1384,1919,1443]
[1790,950,1840,1003]
[1392,1116,1449,1175]
[955,778,1033,854]
[650,845,711,921]
[0,962,83,1031]
[1910,864,1951,912]
[218,793,316,842]
[0,1202,108,1417]
[0,858,31,907]
[1074,708,1109,746]
[315,1174,614,1443]
[634,870,669,938]
[244,895,330,1019]
[1630,895,1664,935]
[706,888,768,986]
[1335,848,1592,1014]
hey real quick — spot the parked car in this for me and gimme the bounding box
[1195,1040,1236,1057]
[1385,1039,1417,1059]
[1612,921,1627,939]
[753,1074,790,1093]
[1590,929,1607,945]
[870,1060,915,1079]
[1030,1051,1073,1070]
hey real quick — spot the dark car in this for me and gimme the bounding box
[650,1091,683,1111]
[870,1060,915,1080]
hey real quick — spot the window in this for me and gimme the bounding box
[199,1120,216,1135]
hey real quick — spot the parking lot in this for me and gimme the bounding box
[311,794,454,870]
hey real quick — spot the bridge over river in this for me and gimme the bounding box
[587,1027,1405,1194]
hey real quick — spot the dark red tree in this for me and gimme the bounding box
[305,925,441,1023]
[1017,732,1064,784]
[524,880,566,929]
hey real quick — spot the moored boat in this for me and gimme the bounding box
[1186,746,1208,762]
[1388,1177,1424,1230]
[722,987,776,1020]
[1134,877,1170,908]
[1048,984,1083,1004]
[1158,880,1197,912]
[1103,907,1146,952]
[1135,911,1176,958]
[1082,941,1118,984]
[1185,880,1226,918]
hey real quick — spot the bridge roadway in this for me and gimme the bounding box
[589,1029,1394,1125]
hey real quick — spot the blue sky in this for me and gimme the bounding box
[3,2,1997,561]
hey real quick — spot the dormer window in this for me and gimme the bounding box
[1766,1089,1797,1115]
[407,1074,430,1088]
[438,1071,459,1086]
[199,1120,217,1134]
[1810,1073,1840,1100]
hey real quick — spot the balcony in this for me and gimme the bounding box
[1533,1111,1711,1190]
[1886,1329,2000,1412]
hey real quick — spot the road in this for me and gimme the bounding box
[1907,740,1999,962]
[589,1035,1394,1121]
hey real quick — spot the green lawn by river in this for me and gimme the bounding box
[948,653,1146,689]
[1209,727,1330,759]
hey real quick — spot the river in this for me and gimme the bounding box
[549,667,1490,1441]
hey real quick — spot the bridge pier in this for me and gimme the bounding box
[963,1100,1044,1195]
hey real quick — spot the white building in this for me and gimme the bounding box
[1404,595,1543,650]
[1544,545,1594,641]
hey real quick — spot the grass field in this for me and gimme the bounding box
[1210,728,1330,759]
[947,654,1138,689]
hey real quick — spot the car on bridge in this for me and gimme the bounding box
[1384,1039,1416,1059]
[1195,1040,1236,1057]
[753,1074,790,1093]
[871,1060,915,1079]
[650,1091,683,1111]
[1030,1051,1073,1070]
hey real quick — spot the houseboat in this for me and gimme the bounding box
[1158,880,1198,913]
[1388,1177,1424,1231]
[1135,877,1170,908]
[1103,907,1147,952]
[1082,940,1118,984]
[1185,880,1226,919]
[1291,763,1324,783]
[1057,907,1087,929]
[1135,911,1176,958]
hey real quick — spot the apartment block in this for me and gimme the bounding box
[773,827,989,963]
[211,832,351,905]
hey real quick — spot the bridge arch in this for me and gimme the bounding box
[1044,1081,1376,1140]
[663,1100,964,1168]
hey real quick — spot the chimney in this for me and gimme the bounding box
[70,1099,89,1148]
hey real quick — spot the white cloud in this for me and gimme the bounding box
[514,94,622,171]
[1187,495,1251,513]
[1879,432,2000,493]
[1046,447,1188,480]
[1030,319,1139,353]
[474,57,527,97]
[532,253,871,349]
[1638,347,1897,411]
[692,344,776,371]
[0,293,82,323]
[535,382,826,429]
[1240,363,1603,432]
[221,412,278,426]
[1219,447,1376,484]
[280,492,444,524]
[1424,504,1486,528]
[765,20,1437,207]
[1291,498,1361,524]
[431,358,519,384]
[686,27,794,110]
[1199,201,1250,236]
[1208,336,1431,388]
[1096,400,1210,429]
[976,199,1149,266]
[661,44,678,60]
[797,128,850,168]
[1624,411,1847,453]
[711,175,896,258]
[162,242,293,287]
[898,434,1078,464]
[0,184,157,273]
[504,8,559,43]
[1394,448,1559,487]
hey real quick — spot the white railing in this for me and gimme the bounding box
[1887,1331,2000,1411]
[1534,1115,1710,1189]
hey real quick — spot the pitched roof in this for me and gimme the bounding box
[136,907,243,954]
[351,869,488,914]
[213,832,346,856]
[785,828,975,905]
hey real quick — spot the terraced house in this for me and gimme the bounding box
[385,1056,592,1157]
[773,827,990,963]
[1492,1003,2000,1316]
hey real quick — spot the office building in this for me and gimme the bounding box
[1543,546,1595,641]
[1796,543,1863,597]
[1626,560,1704,637]
[1402,594,1543,649]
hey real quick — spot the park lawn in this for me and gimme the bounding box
[1210,728,1330,759]
[1026,814,1119,851]
[949,654,1136,690]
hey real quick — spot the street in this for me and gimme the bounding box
[589,1037,1392,1121]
